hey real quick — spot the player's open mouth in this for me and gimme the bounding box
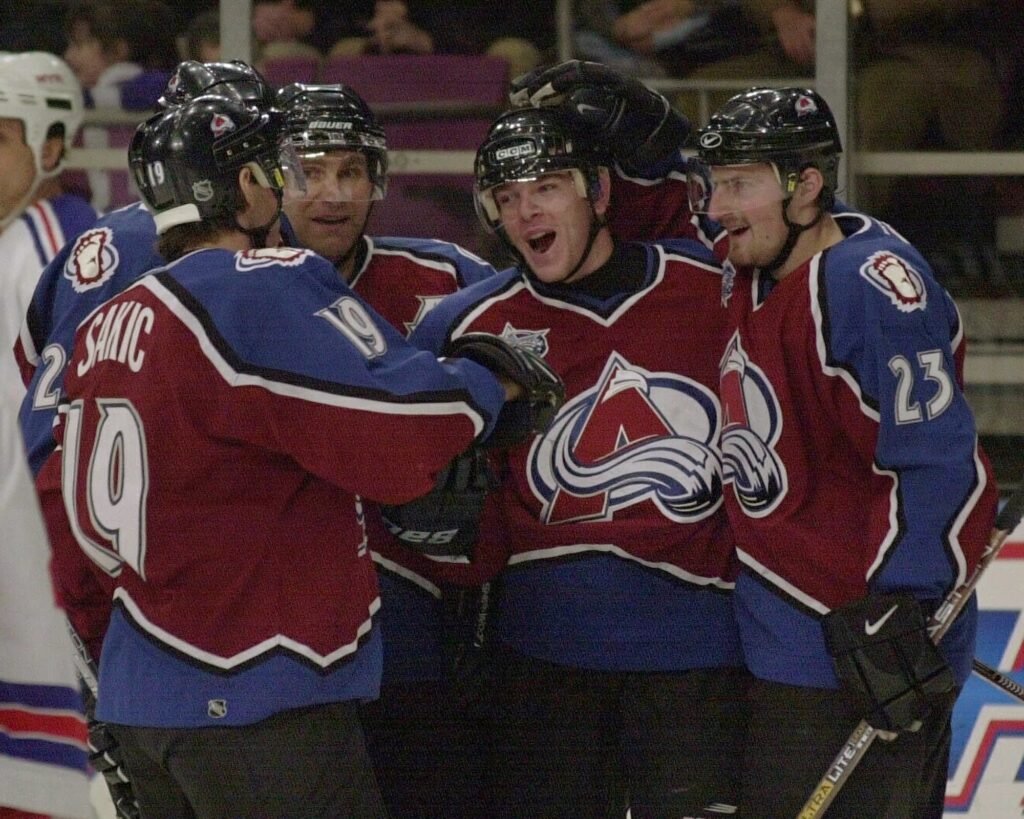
[528,231,556,254]
[313,215,349,226]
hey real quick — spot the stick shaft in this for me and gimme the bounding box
[972,658,1024,703]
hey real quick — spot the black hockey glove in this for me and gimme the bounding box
[823,592,955,733]
[380,446,498,558]
[508,60,690,170]
[82,685,141,819]
[444,333,565,448]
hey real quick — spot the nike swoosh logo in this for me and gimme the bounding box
[576,103,604,116]
[864,604,899,636]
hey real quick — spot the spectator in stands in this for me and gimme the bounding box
[64,0,180,211]
[251,0,373,58]
[183,8,221,63]
[573,0,758,80]
[331,1,555,82]
[0,0,70,54]
[678,0,1005,289]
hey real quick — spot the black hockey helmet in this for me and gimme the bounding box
[473,106,605,232]
[130,94,292,234]
[691,87,842,211]
[276,82,388,200]
[157,60,275,110]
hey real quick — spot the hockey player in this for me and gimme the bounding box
[682,88,997,817]
[0,389,90,819]
[1,51,95,406]
[276,82,502,818]
[16,60,276,477]
[37,91,560,817]
[405,105,748,819]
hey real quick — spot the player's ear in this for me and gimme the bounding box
[796,166,824,205]
[40,134,64,174]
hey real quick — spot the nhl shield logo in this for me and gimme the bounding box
[207,699,228,719]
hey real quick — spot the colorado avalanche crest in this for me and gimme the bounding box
[63,226,120,293]
[719,331,788,517]
[528,352,723,525]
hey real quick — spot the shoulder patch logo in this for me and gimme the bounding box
[235,247,316,271]
[500,322,549,357]
[63,227,120,293]
[858,251,927,313]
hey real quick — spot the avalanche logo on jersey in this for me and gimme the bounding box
[859,250,927,313]
[234,247,315,271]
[528,352,723,526]
[500,322,549,357]
[63,227,120,293]
[718,331,787,517]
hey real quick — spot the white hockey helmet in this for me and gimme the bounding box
[0,51,84,178]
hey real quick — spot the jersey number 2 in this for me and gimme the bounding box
[61,399,149,578]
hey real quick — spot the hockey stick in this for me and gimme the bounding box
[972,658,1024,703]
[796,482,1024,819]
[66,620,141,819]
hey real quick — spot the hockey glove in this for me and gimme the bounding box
[508,60,690,170]
[380,446,498,558]
[444,333,565,448]
[823,592,955,733]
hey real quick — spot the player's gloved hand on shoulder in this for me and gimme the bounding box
[444,333,565,448]
[380,446,497,558]
[508,59,690,171]
[823,592,955,732]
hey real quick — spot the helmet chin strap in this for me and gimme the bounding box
[236,189,283,249]
[760,197,824,276]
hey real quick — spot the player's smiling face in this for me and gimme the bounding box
[708,163,790,270]
[493,170,609,284]
[284,150,374,273]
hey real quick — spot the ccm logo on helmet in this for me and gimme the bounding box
[699,133,723,149]
[495,141,537,161]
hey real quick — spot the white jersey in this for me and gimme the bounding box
[0,195,95,409]
[0,396,90,816]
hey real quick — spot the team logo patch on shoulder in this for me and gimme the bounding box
[499,322,549,357]
[63,227,120,292]
[858,251,927,313]
[235,247,315,271]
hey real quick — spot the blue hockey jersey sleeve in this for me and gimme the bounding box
[818,233,995,602]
